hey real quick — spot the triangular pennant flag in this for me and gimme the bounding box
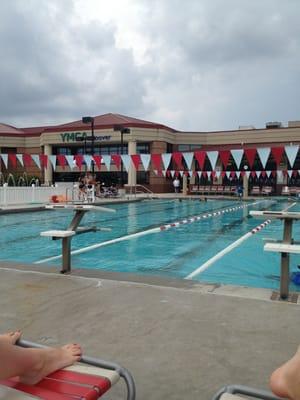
[48,155,57,170]
[277,170,283,179]
[194,151,206,170]
[111,154,121,170]
[261,171,267,178]
[57,155,66,169]
[74,155,83,170]
[161,153,172,170]
[257,147,271,169]
[182,152,194,170]
[140,154,151,171]
[8,154,17,168]
[153,170,158,176]
[225,171,231,179]
[170,170,175,178]
[206,151,218,170]
[231,149,244,169]
[230,171,236,178]
[219,150,230,169]
[39,154,48,169]
[172,152,183,169]
[236,171,241,179]
[197,171,202,178]
[251,171,256,178]
[266,170,272,178]
[131,154,141,170]
[162,170,166,177]
[240,171,245,177]
[102,155,111,171]
[16,154,24,167]
[215,170,221,179]
[245,171,251,179]
[293,170,298,177]
[65,155,74,169]
[256,170,261,178]
[271,147,284,166]
[271,170,276,177]
[31,154,41,169]
[287,170,293,178]
[151,154,162,170]
[179,171,184,177]
[121,155,131,172]
[244,148,257,169]
[84,155,93,171]
[93,155,101,170]
[285,145,299,168]
[23,154,32,168]
[1,154,8,169]
[207,171,212,180]
[221,171,226,178]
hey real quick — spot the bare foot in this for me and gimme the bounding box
[20,343,82,385]
[0,330,21,345]
[270,346,300,399]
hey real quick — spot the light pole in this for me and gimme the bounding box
[82,116,95,175]
[113,125,130,186]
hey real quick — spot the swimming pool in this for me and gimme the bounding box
[1,198,300,291]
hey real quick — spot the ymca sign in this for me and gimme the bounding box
[60,131,112,142]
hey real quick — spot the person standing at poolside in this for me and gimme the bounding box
[173,177,180,193]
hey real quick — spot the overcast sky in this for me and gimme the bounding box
[0,0,299,131]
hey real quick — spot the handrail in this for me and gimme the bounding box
[135,184,154,194]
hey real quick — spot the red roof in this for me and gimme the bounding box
[0,123,24,136]
[44,113,176,133]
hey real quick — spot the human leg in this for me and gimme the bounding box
[0,340,82,385]
[270,346,300,399]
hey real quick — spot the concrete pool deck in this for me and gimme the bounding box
[1,264,300,399]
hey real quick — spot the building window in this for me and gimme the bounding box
[137,143,150,154]
[178,144,202,152]
[1,147,16,153]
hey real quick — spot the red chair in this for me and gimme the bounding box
[0,339,136,400]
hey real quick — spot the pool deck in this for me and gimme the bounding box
[1,263,300,400]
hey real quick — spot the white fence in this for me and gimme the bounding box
[0,185,67,206]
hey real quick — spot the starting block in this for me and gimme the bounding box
[41,204,115,273]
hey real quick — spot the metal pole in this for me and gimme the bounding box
[121,130,124,186]
[91,118,95,176]
[280,219,293,299]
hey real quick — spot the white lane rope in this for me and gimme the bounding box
[185,219,272,279]
[35,199,272,265]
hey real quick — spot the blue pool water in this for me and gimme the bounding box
[1,198,300,291]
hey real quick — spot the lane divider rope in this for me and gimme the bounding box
[185,219,272,279]
[35,200,272,264]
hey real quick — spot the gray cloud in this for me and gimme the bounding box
[0,0,299,131]
[0,0,146,126]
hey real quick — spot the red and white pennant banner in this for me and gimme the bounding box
[0,145,299,172]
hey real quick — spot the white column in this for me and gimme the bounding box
[44,144,53,185]
[128,140,137,186]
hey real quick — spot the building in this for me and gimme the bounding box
[1,113,300,194]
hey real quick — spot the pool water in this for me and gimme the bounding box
[1,198,300,291]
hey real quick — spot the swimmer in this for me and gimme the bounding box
[0,330,81,385]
